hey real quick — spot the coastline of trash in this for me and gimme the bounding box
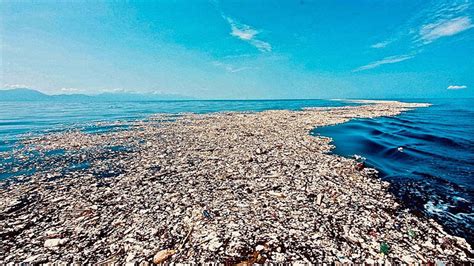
[1,100,472,263]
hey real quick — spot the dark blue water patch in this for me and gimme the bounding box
[93,169,123,179]
[312,98,474,245]
[108,145,132,152]
[0,144,133,180]
[0,168,36,180]
[68,161,91,171]
[44,149,66,156]
[81,123,132,135]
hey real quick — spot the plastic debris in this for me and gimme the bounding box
[408,229,416,239]
[380,242,390,255]
[202,209,212,219]
[0,101,470,263]
[316,193,324,205]
[152,249,176,264]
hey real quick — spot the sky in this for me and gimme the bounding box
[1,0,473,99]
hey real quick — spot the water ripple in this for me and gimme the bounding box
[314,98,474,245]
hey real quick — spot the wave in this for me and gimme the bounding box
[314,99,474,245]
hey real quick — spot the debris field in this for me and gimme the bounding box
[0,100,472,263]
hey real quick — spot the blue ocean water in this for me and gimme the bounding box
[0,99,351,153]
[314,98,474,245]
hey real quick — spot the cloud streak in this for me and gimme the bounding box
[212,61,257,73]
[354,54,414,72]
[371,40,391,49]
[447,85,467,90]
[2,83,32,89]
[223,15,272,52]
[419,16,473,43]
[59,87,84,93]
[364,1,472,70]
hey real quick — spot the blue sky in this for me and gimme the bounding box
[1,0,473,99]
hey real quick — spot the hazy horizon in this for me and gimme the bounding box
[1,0,473,99]
[2,87,474,100]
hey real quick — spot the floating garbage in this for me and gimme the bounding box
[202,209,212,219]
[152,249,176,264]
[408,229,417,239]
[380,242,390,256]
[0,101,470,263]
[356,162,365,171]
[353,154,366,161]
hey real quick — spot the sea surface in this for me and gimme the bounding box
[0,99,351,153]
[1,99,473,244]
[314,98,474,245]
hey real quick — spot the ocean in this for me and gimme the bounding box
[0,100,351,154]
[1,98,472,244]
[314,98,474,245]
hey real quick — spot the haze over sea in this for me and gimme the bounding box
[0,98,472,245]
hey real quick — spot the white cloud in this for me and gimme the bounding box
[223,15,272,52]
[99,88,129,93]
[250,40,272,52]
[227,19,257,40]
[419,16,473,43]
[371,40,391,49]
[59,87,83,93]
[447,85,467,90]
[2,83,31,89]
[368,1,472,57]
[212,61,257,73]
[228,66,254,73]
[151,90,165,95]
[354,54,414,72]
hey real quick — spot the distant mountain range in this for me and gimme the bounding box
[0,88,194,101]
